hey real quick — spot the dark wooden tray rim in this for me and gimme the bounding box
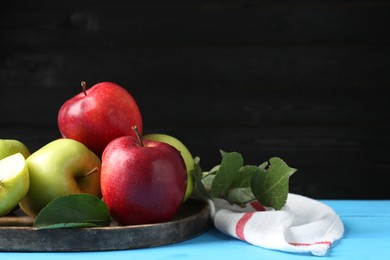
[0,199,210,252]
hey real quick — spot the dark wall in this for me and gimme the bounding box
[1,1,389,199]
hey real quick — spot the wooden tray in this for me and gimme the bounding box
[0,199,210,252]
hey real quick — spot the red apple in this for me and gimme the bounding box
[58,81,143,156]
[100,126,187,225]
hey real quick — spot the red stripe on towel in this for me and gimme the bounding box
[250,201,266,211]
[235,212,254,241]
[289,241,332,247]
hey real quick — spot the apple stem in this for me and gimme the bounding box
[132,125,144,147]
[81,81,87,96]
[79,167,99,179]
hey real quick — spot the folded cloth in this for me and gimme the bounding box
[207,193,344,256]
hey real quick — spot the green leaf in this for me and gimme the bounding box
[36,222,100,229]
[226,165,265,204]
[201,173,215,192]
[210,151,243,197]
[231,165,264,189]
[207,165,220,175]
[34,194,111,229]
[226,187,256,205]
[251,157,297,210]
[191,157,211,200]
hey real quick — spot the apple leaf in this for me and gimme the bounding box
[191,157,211,201]
[230,165,264,189]
[251,157,297,210]
[34,194,111,229]
[201,173,215,192]
[226,187,255,205]
[225,165,265,205]
[35,222,100,229]
[210,151,243,197]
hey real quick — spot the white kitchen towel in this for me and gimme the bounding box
[207,193,344,256]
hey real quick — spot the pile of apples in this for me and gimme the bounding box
[0,82,195,225]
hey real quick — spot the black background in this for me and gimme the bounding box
[1,0,389,199]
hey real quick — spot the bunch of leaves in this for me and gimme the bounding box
[191,150,297,210]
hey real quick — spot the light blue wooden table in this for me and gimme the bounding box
[1,200,389,259]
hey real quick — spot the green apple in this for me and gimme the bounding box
[19,138,102,217]
[0,153,30,216]
[143,133,195,202]
[0,139,30,160]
